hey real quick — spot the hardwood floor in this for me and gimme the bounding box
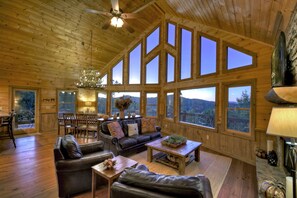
[0,132,258,198]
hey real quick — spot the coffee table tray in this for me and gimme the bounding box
[154,152,194,169]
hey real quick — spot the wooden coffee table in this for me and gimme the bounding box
[145,136,202,175]
[91,155,138,198]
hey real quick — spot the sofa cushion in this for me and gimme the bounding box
[118,168,204,197]
[108,122,125,139]
[61,135,83,159]
[128,123,139,136]
[122,120,136,136]
[130,135,150,143]
[143,132,161,140]
[119,137,138,149]
[141,118,156,133]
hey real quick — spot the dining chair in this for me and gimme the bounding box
[57,113,64,135]
[86,114,98,139]
[63,113,76,136]
[0,111,16,148]
[76,113,88,137]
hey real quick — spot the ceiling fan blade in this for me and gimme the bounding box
[111,0,119,11]
[132,0,156,13]
[102,19,111,30]
[121,13,140,19]
[123,20,135,33]
[85,8,112,17]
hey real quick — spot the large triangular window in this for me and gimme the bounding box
[227,47,253,70]
[112,60,123,85]
[146,26,160,54]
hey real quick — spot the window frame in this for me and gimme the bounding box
[165,91,175,121]
[178,26,194,81]
[145,52,160,85]
[222,42,257,73]
[165,51,176,84]
[111,58,124,85]
[101,73,108,85]
[57,89,77,114]
[145,24,161,56]
[110,91,141,115]
[197,33,219,77]
[128,41,142,85]
[144,92,159,117]
[177,84,218,131]
[96,91,108,115]
[165,20,177,49]
[222,79,256,140]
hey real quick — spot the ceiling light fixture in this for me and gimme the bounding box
[75,30,105,90]
[111,16,124,28]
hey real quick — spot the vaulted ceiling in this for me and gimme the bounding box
[0,0,296,87]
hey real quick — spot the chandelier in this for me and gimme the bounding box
[75,69,105,89]
[75,31,105,90]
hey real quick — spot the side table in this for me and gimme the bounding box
[91,155,138,198]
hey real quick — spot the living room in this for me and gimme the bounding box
[1,0,297,197]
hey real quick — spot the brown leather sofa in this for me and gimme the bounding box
[111,165,213,198]
[53,135,114,197]
[98,118,161,156]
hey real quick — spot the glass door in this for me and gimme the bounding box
[13,89,37,131]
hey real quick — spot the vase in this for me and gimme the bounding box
[119,110,125,119]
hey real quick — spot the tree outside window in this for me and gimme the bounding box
[226,86,251,133]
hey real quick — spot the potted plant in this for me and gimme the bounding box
[161,135,187,148]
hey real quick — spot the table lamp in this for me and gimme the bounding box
[267,107,297,198]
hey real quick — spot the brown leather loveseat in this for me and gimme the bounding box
[111,165,213,198]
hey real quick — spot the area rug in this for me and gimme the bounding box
[130,150,232,197]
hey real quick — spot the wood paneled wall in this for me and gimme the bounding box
[158,15,276,165]
[0,0,290,164]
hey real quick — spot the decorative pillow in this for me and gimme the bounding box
[128,123,139,136]
[61,135,83,159]
[141,118,156,133]
[107,121,125,139]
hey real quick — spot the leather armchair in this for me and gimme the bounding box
[54,136,114,197]
[111,165,213,198]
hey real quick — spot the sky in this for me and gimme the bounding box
[109,23,252,101]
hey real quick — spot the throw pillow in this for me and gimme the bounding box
[61,135,83,159]
[141,118,156,133]
[107,121,125,139]
[127,123,139,136]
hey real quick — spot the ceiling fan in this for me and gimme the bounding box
[86,0,155,33]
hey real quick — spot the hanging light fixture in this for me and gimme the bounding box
[75,30,105,90]
[110,16,124,28]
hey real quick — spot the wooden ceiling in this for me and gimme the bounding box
[0,0,296,88]
[158,0,297,44]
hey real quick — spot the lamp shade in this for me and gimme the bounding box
[266,107,297,138]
